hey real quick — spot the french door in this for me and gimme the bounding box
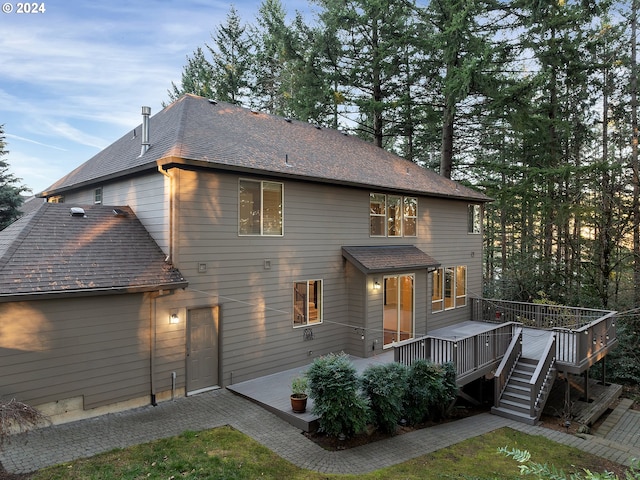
[383,274,415,347]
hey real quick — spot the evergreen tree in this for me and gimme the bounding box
[0,126,29,230]
[250,0,293,115]
[207,6,251,105]
[314,0,418,147]
[165,47,214,105]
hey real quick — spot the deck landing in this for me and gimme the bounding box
[227,351,394,432]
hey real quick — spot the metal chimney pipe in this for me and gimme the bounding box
[140,106,151,156]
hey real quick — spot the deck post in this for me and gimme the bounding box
[584,369,589,400]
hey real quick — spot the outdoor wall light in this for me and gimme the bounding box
[170,313,180,324]
[373,280,381,290]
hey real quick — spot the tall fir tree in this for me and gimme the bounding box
[165,47,214,105]
[207,6,251,105]
[0,126,29,230]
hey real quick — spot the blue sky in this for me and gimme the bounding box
[0,0,310,194]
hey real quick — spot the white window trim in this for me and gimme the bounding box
[382,273,415,348]
[293,279,323,328]
[468,204,481,234]
[369,192,418,238]
[238,178,284,237]
[432,265,467,313]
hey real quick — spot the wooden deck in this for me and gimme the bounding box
[227,315,616,431]
[227,351,394,432]
[227,322,557,432]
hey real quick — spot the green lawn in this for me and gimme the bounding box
[31,426,626,480]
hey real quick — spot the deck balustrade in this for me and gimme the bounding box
[472,298,611,330]
[394,299,617,387]
[394,322,519,385]
[473,298,617,374]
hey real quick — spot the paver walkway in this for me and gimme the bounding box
[1,389,640,475]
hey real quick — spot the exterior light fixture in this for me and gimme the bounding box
[373,280,381,290]
[170,313,180,324]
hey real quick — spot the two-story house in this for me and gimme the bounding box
[0,94,618,426]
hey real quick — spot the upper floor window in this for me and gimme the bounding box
[94,187,103,205]
[294,279,322,327]
[239,179,283,236]
[370,193,417,237]
[468,204,481,234]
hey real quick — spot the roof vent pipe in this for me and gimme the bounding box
[140,106,151,156]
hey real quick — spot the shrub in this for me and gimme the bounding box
[403,360,458,425]
[361,362,409,434]
[0,398,48,448]
[306,352,370,438]
[290,375,308,396]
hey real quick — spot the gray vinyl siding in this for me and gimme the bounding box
[170,169,483,386]
[0,294,152,409]
[56,173,170,254]
[423,197,484,332]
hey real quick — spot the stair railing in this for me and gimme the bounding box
[534,359,557,415]
[529,333,557,419]
[493,327,523,403]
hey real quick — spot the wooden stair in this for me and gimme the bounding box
[492,357,541,425]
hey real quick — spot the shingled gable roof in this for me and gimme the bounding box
[40,94,490,203]
[0,203,186,301]
[342,245,440,274]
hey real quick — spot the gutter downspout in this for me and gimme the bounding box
[150,291,158,406]
[157,164,175,264]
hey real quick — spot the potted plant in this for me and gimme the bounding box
[290,375,309,413]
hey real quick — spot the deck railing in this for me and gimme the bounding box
[530,333,557,417]
[473,298,617,374]
[553,311,617,372]
[472,298,611,330]
[493,327,523,401]
[394,322,518,384]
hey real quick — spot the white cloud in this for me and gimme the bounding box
[5,134,67,151]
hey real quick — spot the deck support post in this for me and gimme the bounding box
[584,369,589,401]
[601,357,607,385]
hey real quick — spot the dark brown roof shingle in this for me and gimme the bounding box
[41,95,490,203]
[0,203,186,300]
[342,245,440,274]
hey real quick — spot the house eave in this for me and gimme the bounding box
[158,157,492,203]
[36,163,158,198]
[0,281,188,303]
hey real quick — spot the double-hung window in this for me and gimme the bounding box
[293,280,322,326]
[239,179,283,236]
[370,193,417,237]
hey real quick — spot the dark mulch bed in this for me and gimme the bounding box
[304,404,487,451]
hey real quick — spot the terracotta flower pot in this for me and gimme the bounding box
[290,393,308,413]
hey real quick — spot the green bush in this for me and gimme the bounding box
[306,352,370,438]
[361,362,410,434]
[403,360,458,425]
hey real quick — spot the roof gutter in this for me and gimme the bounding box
[157,157,493,203]
[0,281,188,303]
